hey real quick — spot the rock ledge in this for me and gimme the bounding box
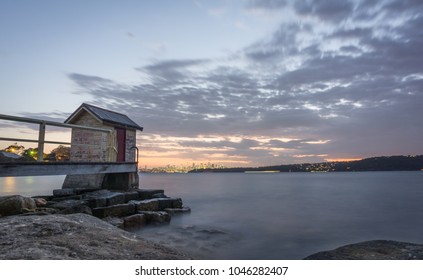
[0,213,190,260]
[304,240,423,260]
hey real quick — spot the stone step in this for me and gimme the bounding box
[92,203,136,218]
[5,188,190,230]
[82,189,167,208]
[52,188,102,197]
[138,211,171,225]
[83,191,126,208]
[92,197,184,220]
[164,206,191,215]
[123,214,147,228]
[129,198,183,212]
[136,189,165,200]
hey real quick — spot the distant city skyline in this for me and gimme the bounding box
[1,0,422,167]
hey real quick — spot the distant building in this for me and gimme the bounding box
[62,103,143,189]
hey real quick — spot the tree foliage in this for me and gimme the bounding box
[4,143,25,155]
[46,145,70,161]
[1,144,69,162]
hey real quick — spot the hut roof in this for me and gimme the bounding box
[65,103,143,131]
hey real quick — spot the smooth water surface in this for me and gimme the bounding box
[1,172,422,259]
[0,175,65,196]
[136,172,423,259]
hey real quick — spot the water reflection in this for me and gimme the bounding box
[24,176,34,185]
[4,177,16,193]
[0,175,65,196]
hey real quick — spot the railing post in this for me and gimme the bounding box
[37,122,46,162]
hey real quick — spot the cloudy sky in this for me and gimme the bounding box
[1,0,422,167]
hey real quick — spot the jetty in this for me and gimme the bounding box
[0,103,143,191]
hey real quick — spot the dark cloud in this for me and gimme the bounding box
[293,0,354,22]
[244,23,308,62]
[138,59,209,84]
[384,0,423,14]
[330,27,373,40]
[64,1,423,166]
[68,73,114,88]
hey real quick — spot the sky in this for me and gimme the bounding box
[0,0,422,167]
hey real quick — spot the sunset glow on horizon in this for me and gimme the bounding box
[1,0,422,168]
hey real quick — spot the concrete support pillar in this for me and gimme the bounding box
[101,172,139,191]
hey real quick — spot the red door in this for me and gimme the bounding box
[116,128,126,162]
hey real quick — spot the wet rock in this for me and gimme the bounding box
[157,198,173,209]
[130,199,160,211]
[83,190,110,208]
[52,189,76,197]
[0,195,36,216]
[158,198,183,210]
[130,198,183,211]
[137,189,165,200]
[56,187,102,195]
[152,193,168,199]
[83,190,125,208]
[304,240,423,260]
[48,200,92,215]
[73,188,102,195]
[49,200,88,211]
[92,203,136,218]
[102,216,124,229]
[21,208,36,214]
[34,198,48,207]
[139,211,171,225]
[164,206,191,215]
[123,214,147,228]
[124,191,140,203]
[32,195,53,201]
[58,205,92,215]
[51,195,83,202]
[22,208,59,216]
[170,198,183,209]
[103,192,125,206]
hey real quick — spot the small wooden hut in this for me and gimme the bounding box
[62,103,143,190]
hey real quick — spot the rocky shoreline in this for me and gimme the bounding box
[0,188,192,259]
[2,189,423,260]
[304,240,423,260]
[0,213,190,259]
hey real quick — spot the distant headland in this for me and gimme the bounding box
[189,155,423,173]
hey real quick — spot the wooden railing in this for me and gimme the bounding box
[0,113,113,162]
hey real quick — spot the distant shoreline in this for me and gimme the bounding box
[141,155,423,174]
[190,155,423,173]
[141,169,423,174]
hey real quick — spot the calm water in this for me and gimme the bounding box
[1,171,423,259]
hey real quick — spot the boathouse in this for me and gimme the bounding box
[62,103,143,190]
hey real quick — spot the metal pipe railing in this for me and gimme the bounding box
[0,137,70,145]
[0,113,114,162]
[0,114,112,133]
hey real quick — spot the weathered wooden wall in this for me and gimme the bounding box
[63,110,138,190]
[125,129,136,162]
[69,110,110,162]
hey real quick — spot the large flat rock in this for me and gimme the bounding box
[304,240,423,260]
[0,213,189,260]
